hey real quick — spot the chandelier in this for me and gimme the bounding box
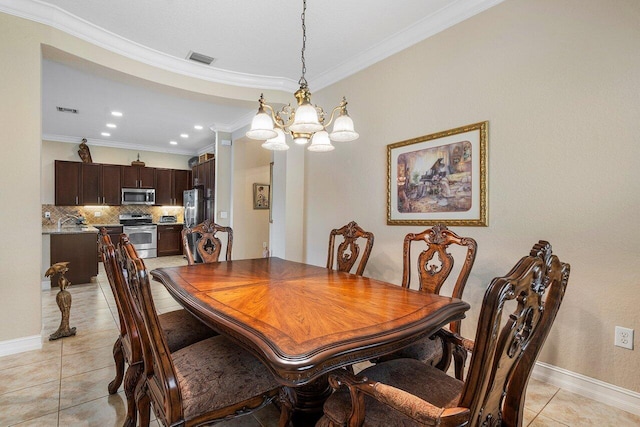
[245,0,359,152]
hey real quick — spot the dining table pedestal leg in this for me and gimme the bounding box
[289,374,332,426]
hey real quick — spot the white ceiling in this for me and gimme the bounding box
[2,0,504,155]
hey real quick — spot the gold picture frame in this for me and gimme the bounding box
[387,121,488,226]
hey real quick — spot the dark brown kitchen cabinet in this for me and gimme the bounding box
[102,165,122,205]
[122,165,155,189]
[156,169,191,206]
[81,163,122,206]
[51,232,99,285]
[157,224,183,256]
[192,158,215,199]
[55,160,81,206]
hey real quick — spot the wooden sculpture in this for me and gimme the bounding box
[45,261,77,340]
[78,138,93,163]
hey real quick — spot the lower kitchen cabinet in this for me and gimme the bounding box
[157,224,183,256]
[50,233,99,285]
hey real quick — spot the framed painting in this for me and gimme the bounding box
[253,183,270,210]
[387,121,488,226]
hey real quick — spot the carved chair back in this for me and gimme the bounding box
[98,230,146,426]
[402,224,477,334]
[98,230,143,366]
[460,241,570,426]
[182,220,233,264]
[119,234,184,425]
[326,221,375,276]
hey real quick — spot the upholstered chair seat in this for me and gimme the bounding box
[319,359,463,427]
[159,309,218,353]
[172,335,282,422]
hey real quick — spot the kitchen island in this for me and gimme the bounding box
[42,225,99,288]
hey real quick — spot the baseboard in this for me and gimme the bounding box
[533,361,640,416]
[0,334,42,357]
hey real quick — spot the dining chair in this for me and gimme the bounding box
[375,224,477,379]
[327,221,375,276]
[98,230,217,427]
[119,234,293,427]
[181,219,233,264]
[317,240,570,427]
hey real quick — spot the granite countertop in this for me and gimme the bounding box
[42,225,100,235]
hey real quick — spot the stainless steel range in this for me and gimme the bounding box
[119,214,157,258]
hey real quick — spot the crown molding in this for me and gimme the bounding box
[0,0,298,92]
[42,134,200,156]
[1,0,504,93]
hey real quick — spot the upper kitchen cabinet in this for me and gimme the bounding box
[55,161,122,206]
[193,158,215,199]
[55,160,81,206]
[155,168,191,206]
[81,163,122,206]
[122,165,155,189]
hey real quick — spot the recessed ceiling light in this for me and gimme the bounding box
[180,134,189,138]
[106,123,117,128]
[170,141,178,145]
[101,132,111,137]
[111,111,123,117]
[194,125,203,130]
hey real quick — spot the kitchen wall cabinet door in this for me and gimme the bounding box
[55,160,81,206]
[102,165,122,205]
[122,165,155,188]
[157,224,183,256]
[173,169,190,206]
[81,163,122,205]
[81,163,102,205]
[155,168,173,205]
[156,168,191,206]
[193,159,215,199]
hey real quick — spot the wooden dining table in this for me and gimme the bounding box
[150,257,470,421]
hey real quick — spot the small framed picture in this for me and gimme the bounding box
[253,183,270,210]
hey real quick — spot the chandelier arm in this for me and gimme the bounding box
[322,104,344,129]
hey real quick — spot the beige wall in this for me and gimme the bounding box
[231,138,271,259]
[41,140,192,205]
[0,14,49,345]
[305,0,640,392]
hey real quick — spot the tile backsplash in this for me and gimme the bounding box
[41,204,184,226]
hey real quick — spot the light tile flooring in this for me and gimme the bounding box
[1,256,639,426]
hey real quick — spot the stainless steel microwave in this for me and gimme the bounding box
[121,188,156,205]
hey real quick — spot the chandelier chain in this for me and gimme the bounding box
[299,0,307,87]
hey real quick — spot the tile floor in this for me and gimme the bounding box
[1,256,639,426]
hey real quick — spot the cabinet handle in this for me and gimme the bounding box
[75,196,78,205]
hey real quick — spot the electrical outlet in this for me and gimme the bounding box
[44,211,51,219]
[615,326,634,350]
[93,211,102,217]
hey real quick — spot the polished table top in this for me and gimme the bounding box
[150,257,470,386]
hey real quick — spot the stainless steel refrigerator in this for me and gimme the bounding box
[183,188,204,228]
[183,188,214,262]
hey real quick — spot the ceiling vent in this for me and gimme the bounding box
[186,51,215,65]
[56,106,78,114]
